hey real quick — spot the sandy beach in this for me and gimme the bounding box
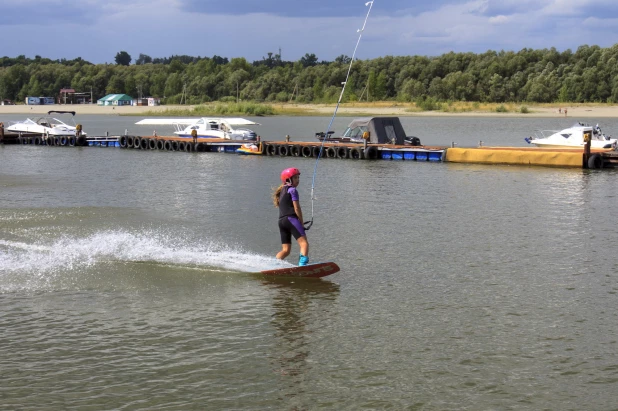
[1,103,618,117]
[278,103,618,118]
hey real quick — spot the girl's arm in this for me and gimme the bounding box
[293,201,304,223]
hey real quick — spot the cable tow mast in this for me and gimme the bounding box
[308,1,375,227]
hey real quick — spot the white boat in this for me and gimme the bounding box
[6,111,86,136]
[525,122,617,149]
[135,117,260,140]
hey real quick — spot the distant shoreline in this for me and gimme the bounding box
[2,103,618,118]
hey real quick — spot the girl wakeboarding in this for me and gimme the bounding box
[273,167,310,266]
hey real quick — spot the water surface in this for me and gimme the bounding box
[1,115,617,409]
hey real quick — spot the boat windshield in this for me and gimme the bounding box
[343,126,368,138]
[38,117,72,127]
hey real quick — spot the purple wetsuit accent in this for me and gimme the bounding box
[288,216,305,236]
[279,216,305,244]
[288,186,299,202]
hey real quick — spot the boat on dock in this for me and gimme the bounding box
[525,122,617,149]
[316,117,422,146]
[5,111,86,136]
[7,115,618,169]
[135,117,260,140]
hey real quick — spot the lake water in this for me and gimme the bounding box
[1,114,618,409]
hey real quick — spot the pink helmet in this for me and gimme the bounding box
[280,167,301,182]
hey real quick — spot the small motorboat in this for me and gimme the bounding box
[525,122,617,149]
[6,111,86,136]
[136,117,260,140]
[315,117,422,145]
[236,142,263,155]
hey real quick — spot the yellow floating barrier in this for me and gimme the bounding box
[444,147,584,168]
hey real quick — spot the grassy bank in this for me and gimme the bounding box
[272,101,537,115]
[414,101,531,113]
[134,101,535,117]
[122,101,616,117]
[137,102,276,117]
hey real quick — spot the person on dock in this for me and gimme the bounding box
[273,168,309,266]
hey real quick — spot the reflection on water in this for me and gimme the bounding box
[262,278,340,400]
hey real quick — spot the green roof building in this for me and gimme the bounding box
[97,94,133,106]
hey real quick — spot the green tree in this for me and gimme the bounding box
[150,72,168,97]
[300,53,318,68]
[488,73,505,102]
[558,85,569,102]
[5,64,29,100]
[115,51,132,66]
[135,53,152,65]
[169,58,185,74]
[400,78,424,101]
[375,71,387,100]
[610,75,618,103]
[225,69,251,101]
[164,73,183,97]
[428,77,444,99]
[366,70,377,101]
[26,77,43,97]
[335,55,351,64]
[312,77,324,100]
[106,74,125,94]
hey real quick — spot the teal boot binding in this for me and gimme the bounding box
[298,255,309,266]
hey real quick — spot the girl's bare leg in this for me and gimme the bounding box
[277,244,291,260]
[297,236,309,257]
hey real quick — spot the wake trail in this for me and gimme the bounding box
[0,230,291,275]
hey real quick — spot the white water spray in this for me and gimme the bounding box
[0,230,292,291]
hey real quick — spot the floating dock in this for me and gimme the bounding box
[444,146,618,169]
[1,125,616,169]
[0,127,445,161]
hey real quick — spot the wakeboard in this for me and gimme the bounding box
[259,262,340,278]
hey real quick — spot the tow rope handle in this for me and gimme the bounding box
[303,219,313,231]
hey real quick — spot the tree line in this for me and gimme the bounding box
[2,44,618,105]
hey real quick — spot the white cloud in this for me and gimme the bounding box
[489,15,509,24]
[1,0,618,63]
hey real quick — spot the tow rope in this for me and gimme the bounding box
[307,1,375,230]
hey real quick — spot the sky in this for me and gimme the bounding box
[2,0,618,64]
